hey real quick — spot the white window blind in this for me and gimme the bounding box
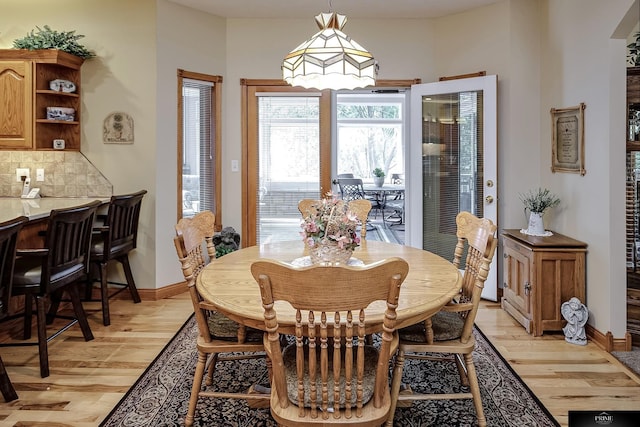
[181,79,215,217]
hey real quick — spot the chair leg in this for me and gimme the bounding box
[46,290,62,324]
[0,356,18,402]
[464,353,486,427]
[424,318,434,344]
[99,261,110,326]
[68,284,94,341]
[35,296,49,378]
[205,353,219,386]
[120,256,141,304]
[85,264,96,300]
[455,353,469,386]
[185,351,207,427]
[23,293,33,340]
[386,349,406,427]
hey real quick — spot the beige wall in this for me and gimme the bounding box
[1,0,638,338]
[1,0,158,289]
[538,0,635,337]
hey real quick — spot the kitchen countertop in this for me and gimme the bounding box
[0,197,110,223]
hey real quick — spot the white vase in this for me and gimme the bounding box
[527,212,545,235]
[373,176,384,187]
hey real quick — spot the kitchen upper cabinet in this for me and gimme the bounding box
[0,60,32,148]
[0,49,84,151]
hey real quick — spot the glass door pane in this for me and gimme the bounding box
[257,95,321,244]
[421,91,483,258]
[409,76,498,300]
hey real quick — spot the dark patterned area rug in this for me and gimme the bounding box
[101,315,559,427]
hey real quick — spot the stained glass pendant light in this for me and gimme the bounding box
[282,11,378,90]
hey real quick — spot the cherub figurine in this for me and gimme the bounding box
[561,297,588,345]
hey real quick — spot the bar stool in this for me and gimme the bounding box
[6,202,100,378]
[88,190,147,326]
[0,216,28,400]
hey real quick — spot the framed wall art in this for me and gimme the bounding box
[103,111,134,143]
[550,103,586,175]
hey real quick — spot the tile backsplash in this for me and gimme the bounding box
[0,151,112,198]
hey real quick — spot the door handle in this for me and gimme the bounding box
[485,195,494,204]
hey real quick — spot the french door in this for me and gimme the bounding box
[242,80,414,248]
[407,75,498,300]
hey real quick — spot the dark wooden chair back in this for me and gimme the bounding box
[0,216,27,401]
[45,201,102,293]
[89,190,146,326]
[100,190,147,260]
[8,201,99,378]
[0,216,28,319]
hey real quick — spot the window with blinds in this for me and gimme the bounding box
[177,71,221,225]
[421,91,483,265]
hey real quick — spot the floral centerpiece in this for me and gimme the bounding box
[300,192,360,264]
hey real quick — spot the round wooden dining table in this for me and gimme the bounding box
[196,240,462,335]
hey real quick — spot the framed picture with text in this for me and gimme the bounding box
[551,103,586,175]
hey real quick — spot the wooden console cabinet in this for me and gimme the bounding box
[501,229,587,336]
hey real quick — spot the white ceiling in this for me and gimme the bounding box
[167,0,502,19]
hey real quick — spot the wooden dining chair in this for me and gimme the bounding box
[6,201,100,378]
[298,198,372,239]
[0,216,28,401]
[348,199,372,239]
[297,199,318,218]
[173,211,268,427]
[88,190,147,326]
[386,211,497,427]
[251,257,409,426]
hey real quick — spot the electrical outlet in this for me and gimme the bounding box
[231,160,239,172]
[36,168,45,182]
[16,168,29,182]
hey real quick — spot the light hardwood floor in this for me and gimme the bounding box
[0,294,638,426]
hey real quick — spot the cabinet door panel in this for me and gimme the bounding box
[503,242,532,319]
[0,61,33,148]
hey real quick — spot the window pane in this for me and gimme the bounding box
[336,93,404,182]
[182,80,214,218]
[257,96,320,244]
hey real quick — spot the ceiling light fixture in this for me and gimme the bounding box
[282,11,378,90]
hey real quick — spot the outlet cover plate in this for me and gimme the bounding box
[16,168,29,182]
